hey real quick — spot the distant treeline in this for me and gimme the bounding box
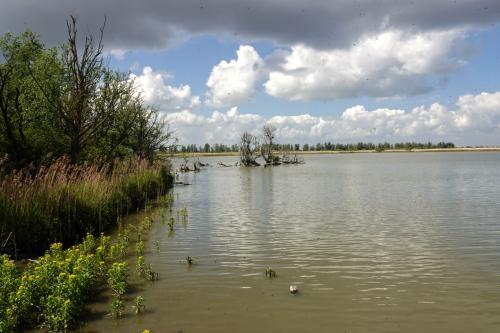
[172,141,456,153]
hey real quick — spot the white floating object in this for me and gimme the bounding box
[290,285,298,294]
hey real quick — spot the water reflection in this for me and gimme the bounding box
[82,152,500,333]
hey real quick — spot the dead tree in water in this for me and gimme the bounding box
[239,132,260,166]
[261,124,280,165]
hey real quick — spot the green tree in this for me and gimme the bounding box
[0,31,45,167]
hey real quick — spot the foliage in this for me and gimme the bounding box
[175,141,456,154]
[135,240,145,256]
[133,296,145,314]
[0,255,19,332]
[0,17,174,170]
[110,298,125,318]
[0,237,113,332]
[136,256,158,281]
[107,262,128,298]
[0,224,173,331]
[168,216,175,232]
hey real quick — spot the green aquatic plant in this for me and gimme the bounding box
[116,241,128,259]
[139,217,153,236]
[118,225,131,244]
[0,255,19,332]
[144,265,158,281]
[137,256,145,273]
[111,298,125,318]
[265,268,277,278]
[42,295,74,332]
[0,242,107,332]
[186,256,193,266]
[136,256,158,281]
[168,216,175,231]
[109,245,118,260]
[79,233,97,254]
[99,234,111,256]
[107,262,128,298]
[181,207,188,225]
[133,296,146,314]
[136,240,145,256]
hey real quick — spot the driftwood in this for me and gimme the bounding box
[179,163,191,172]
[179,161,203,172]
[196,160,209,167]
[217,162,232,167]
[264,161,282,167]
[281,153,304,164]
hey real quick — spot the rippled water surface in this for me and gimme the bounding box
[82,152,500,333]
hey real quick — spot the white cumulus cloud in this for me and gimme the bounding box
[130,66,200,111]
[206,45,264,107]
[166,91,500,146]
[264,29,467,101]
[166,107,265,143]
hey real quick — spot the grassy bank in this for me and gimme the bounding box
[0,157,173,257]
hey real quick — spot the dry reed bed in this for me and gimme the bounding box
[0,157,173,256]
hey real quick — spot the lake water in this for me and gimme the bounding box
[81,152,500,333]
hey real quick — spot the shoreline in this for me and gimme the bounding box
[168,147,500,157]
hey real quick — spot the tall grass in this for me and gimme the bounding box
[0,156,173,256]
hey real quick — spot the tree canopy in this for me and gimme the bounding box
[0,17,173,169]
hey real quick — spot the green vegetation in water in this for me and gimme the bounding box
[136,256,159,281]
[116,225,132,259]
[0,236,116,332]
[181,207,188,225]
[136,240,145,256]
[107,262,128,298]
[107,261,128,319]
[133,296,146,315]
[140,217,153,234]
[0,194,173,331]
[168,216,175,232]
[155,240,160,254]
[110,298,125,319]
[186,256,194,266]
[265,268,277,278]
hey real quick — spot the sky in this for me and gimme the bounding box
[1,0,500,145]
